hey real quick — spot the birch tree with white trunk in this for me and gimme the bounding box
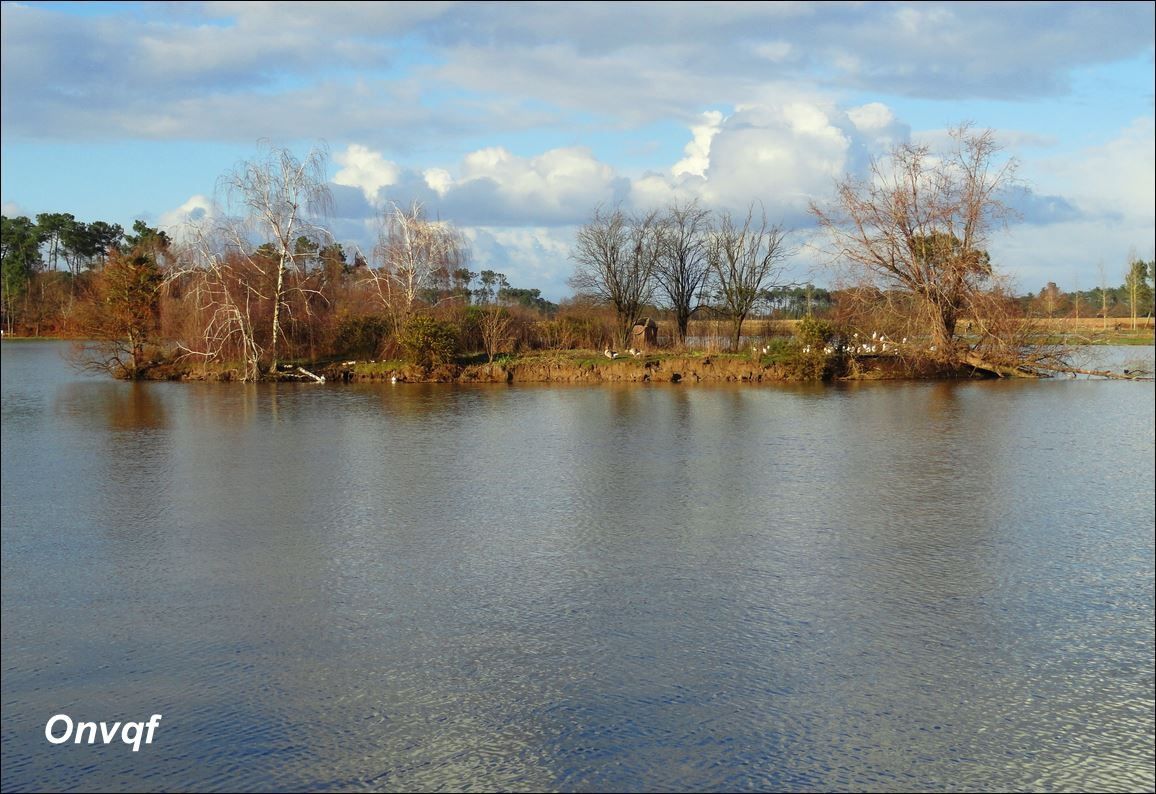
[219,143,333,374]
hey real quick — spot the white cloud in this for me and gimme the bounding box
[464,226,577,297]
[299,101,917,297]
[157,195,217,242]
[441,145,623,225]
[690,102,894,222]
[423,168,454,197]
[277,101,909,285]
[334,144,401,206]
[672,111,723,178]
[847,103,904,143]
[1041,116,1155,221]
[994,116,1156,290]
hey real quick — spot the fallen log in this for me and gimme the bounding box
[965,351,1152,380]
[1031,363,1153,381]
[962,353,1040,379]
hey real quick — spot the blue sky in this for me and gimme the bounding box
[2,1,1153,301]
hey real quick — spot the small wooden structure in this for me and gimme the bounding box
[631,316,659,349]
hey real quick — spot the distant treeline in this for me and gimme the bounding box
[1020,272,1154,321]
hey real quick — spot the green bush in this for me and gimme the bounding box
[333,314,392,358]
[796,316,836,348]
[398,314,459,368]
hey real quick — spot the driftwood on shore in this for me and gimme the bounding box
[272,364,326,383]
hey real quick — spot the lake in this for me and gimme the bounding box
[2,340,1153,792]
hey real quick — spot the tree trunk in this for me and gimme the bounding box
[620,316,634,348]
[930,302,958,357]
[676,309,690,346]
[731,313,747,351]
[270,254,287,373]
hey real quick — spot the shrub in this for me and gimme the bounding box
[333,313,392,358]
[398,314,459,368]
[796,316,836,348]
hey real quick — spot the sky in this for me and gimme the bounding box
[1,1,1153,301]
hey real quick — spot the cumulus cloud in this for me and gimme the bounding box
[435,146,627,226]
[646,101,908,225]
[672,111,723,178]
[423,168,454,197]
[281,100,915,296]
[157,195,217,242]
[334,144,401,206]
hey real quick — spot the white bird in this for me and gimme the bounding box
[628,347,642,357]
[604,347,619,359]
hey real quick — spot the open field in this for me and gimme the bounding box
[678,316,1154,349]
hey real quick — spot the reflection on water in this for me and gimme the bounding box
[2,341,1153,793]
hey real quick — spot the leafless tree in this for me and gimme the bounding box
[655,199,713,346]
[477,306,514,362]
[364,201,469,330]
[569,205,660,346]
[708,203,790,349]
[174,224,265,382]
[219,143,333,374]
[810,124,1018,359]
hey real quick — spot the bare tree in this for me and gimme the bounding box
[569,205,660,345]
[655,199,713,346]
[708,203,790,349]
[810,124,1017,359]
[478,306,514,363]
[219,143,333,374]
[364,201,469,330]
[174,224,265,382]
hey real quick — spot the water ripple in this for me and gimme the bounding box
[2,344,1153,792]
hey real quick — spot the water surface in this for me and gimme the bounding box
[2,341,1153,792]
